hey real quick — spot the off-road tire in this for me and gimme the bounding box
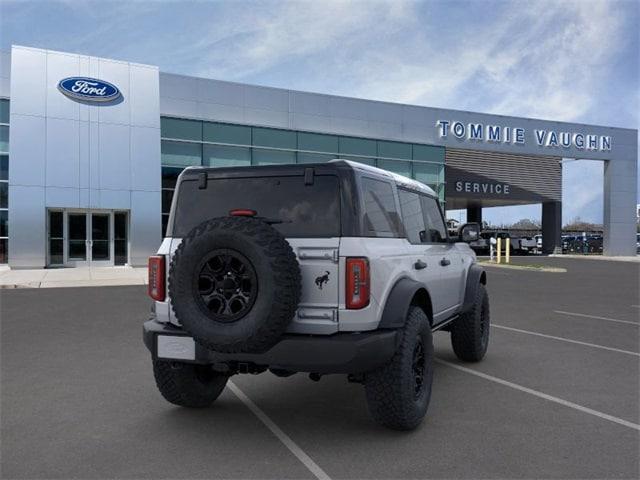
[450,283,490,362]
[153,360,228,408]
[169,216,301,353]
[364,307,434,430]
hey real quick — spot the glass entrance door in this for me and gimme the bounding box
[47,210,129,267]
[114,212,128,266]
[90,213,111,265]
[67,213,88,266]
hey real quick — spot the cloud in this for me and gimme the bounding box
[174,0,633,130]
[190,0,421,81]
[345,0,627,123]
[1,0,636,222]
[479,1,625,121]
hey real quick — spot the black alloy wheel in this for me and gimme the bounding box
[412,338,426,399]
[195,249,258,323]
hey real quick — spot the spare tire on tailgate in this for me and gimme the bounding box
[169,216,301,353]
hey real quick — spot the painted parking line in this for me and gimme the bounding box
[492,324,640,357]
[554,310,639,326]
[436,359,640,432]
[228,381,330,480]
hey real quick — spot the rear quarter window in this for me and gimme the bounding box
[361,177,403,237]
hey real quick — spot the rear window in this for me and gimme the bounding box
[172,175,341,238]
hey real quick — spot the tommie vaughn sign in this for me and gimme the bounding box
[58,77,121,102]
[436,120,612,152]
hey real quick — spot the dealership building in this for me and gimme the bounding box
[0,45,637,268]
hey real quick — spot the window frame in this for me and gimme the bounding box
[158,116,448,237]
[358,175,404,238]
[419,193,449,244]
[0,99,8,263]
[160,139,203,167]
[397,187,428,245]
[203,143,251,168]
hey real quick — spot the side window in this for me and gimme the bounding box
[361,177,402,236]
[398,189,426,244]
[421,195,448,243]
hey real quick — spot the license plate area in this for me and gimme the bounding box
[157,335,196,360]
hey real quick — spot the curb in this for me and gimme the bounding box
[549,254,640,263]
[0,279,147,289]
[480,262,567,273]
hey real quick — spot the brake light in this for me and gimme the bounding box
[346,257,369,309]
[148,255,166,301]
[229,209,257,217]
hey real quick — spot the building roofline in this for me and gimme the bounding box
[159,71,637,134]
[4,45,635,134]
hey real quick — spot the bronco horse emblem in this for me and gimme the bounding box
[315,271,330,290]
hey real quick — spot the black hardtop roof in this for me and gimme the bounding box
[178,160,364,181]
[178,159,437,197]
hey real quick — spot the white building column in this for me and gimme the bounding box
[603,147,638,256]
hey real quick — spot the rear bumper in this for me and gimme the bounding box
[143,319,399,374]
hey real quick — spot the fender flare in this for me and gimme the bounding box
[461,263,487,314]
[378,277,429,329]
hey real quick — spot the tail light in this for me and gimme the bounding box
[148,255,166,301]
[346,257,369,309]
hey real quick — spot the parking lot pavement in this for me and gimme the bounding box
[1,257,639,479]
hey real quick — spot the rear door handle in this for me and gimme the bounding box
[414,259,427,270]
[440,257,451,266]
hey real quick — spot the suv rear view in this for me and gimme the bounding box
[144,160,490,430]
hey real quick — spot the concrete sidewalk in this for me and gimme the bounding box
[0,266,147,289]
[549,254,640,263]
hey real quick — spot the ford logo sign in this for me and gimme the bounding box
[58,77,121,102]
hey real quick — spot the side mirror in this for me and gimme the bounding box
[459,223,480,243]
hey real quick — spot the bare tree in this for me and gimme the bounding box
[563,216,603,232]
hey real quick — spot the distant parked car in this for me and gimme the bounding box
[518,237,537,254]
[564,235,603,254]
[586,235,603,254]
[562,235,576,253]
[533,234,542,254]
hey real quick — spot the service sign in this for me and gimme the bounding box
[454,180,511,196]
[58,77,121,102]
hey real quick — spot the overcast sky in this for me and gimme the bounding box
[1,0,638,225]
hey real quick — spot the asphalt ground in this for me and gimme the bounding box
[1,257,639,479]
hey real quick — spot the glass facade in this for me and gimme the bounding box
[160,116,446,235]
[0,99,8,263]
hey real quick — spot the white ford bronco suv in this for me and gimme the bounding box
[143,160,489,430]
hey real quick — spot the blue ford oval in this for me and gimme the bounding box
[58,77,121,102]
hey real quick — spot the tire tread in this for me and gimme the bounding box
[364,307,433,430]
[152,360,227,408]
[450,283,490,362]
